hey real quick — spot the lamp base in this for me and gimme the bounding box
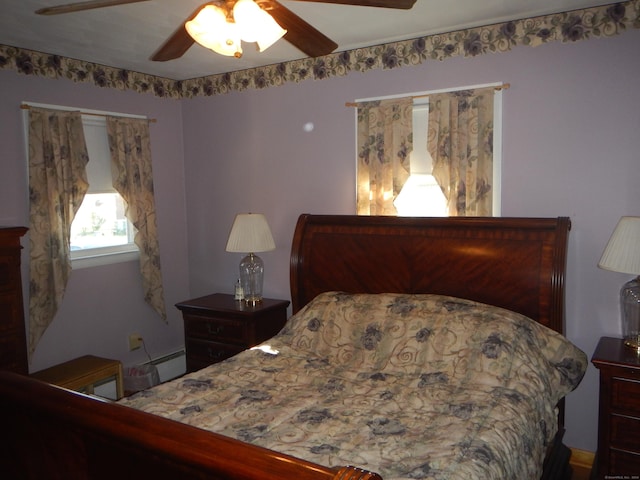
[239,253,264,307]
[621,276,640,352]
[624,337,640,351]
[243,297,263,307]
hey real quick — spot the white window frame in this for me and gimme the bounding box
[22,102,143,269]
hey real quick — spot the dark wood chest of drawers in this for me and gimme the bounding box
[176,293,289,373]
[0,227,28,375]
[592,336,640,478]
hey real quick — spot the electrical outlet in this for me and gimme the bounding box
[128,333,142,351]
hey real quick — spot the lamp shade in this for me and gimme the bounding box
[185,5,243,58]
[234,0,286,48]
[598,216,640,275]
[226,213,275,253]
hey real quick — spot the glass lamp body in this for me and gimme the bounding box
[621,276,640,350]
[239,253,264,306]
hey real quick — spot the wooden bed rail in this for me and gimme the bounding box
[0,371,382,480]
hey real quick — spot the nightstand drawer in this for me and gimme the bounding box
[184,315,247,344]
[611,376,640,414]
[593,337,640,477]
[610,414,640,452]
[610,449,640,475]
[185,338,244,366]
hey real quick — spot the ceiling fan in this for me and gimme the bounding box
[36,0,418,61]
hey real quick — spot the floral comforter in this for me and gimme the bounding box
[120,292,587,480]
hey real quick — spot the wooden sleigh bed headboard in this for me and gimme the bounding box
[0,215,572,480]
[291,215,571,335]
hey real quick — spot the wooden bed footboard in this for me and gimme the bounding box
[0,372,382,480]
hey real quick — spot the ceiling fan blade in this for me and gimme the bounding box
[150,5,206,62]
[288,0,416,9]
[35,0,151,15]
[264,1,338,57]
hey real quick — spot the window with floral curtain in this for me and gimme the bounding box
[26,106,166,358]
[355,85,500,217]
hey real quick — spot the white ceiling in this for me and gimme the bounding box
[0,0,615,80]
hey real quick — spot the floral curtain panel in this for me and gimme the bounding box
[27,107,89,357]
[106,116,167,321]
[356,98,413,215]
[429,88,495,216]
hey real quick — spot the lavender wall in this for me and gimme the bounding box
[0,70,190,372]
[180,30,640,453]
[0,26,638,453]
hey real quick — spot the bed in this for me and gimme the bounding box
[0,214,586,480]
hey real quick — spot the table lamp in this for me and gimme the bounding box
[598,216,640,351]
[226,213,275,306]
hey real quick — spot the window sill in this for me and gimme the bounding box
[71,250,139,270]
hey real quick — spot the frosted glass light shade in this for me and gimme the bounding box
[185,1,285,59]
[233,0,286,50]
[255,23,288,52]
[234,0,266,42]
[598,216,640,351]
[186,5,243,58]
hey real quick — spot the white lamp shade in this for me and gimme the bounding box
[226,213,276,253]
[598,216,640,275]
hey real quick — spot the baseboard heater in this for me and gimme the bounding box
[94,349,186,399]
[147,349,187,383]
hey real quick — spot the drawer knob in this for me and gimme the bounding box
[207,324,224,335]
[206,348,224,359]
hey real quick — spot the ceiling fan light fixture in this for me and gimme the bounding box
[233,0,286,50]
[186,5,243,58]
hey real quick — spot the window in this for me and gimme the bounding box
[355,83,503,217]
[25,103,166,351]
[393,99,448,217]
[23,103,139,269]
[71,115,138,268]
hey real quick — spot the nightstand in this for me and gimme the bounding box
[592,336,640,478]
[176,293,289,373]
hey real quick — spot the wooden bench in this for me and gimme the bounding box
[31,354,124,400]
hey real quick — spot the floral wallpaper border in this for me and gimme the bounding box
[1,1,638,99]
